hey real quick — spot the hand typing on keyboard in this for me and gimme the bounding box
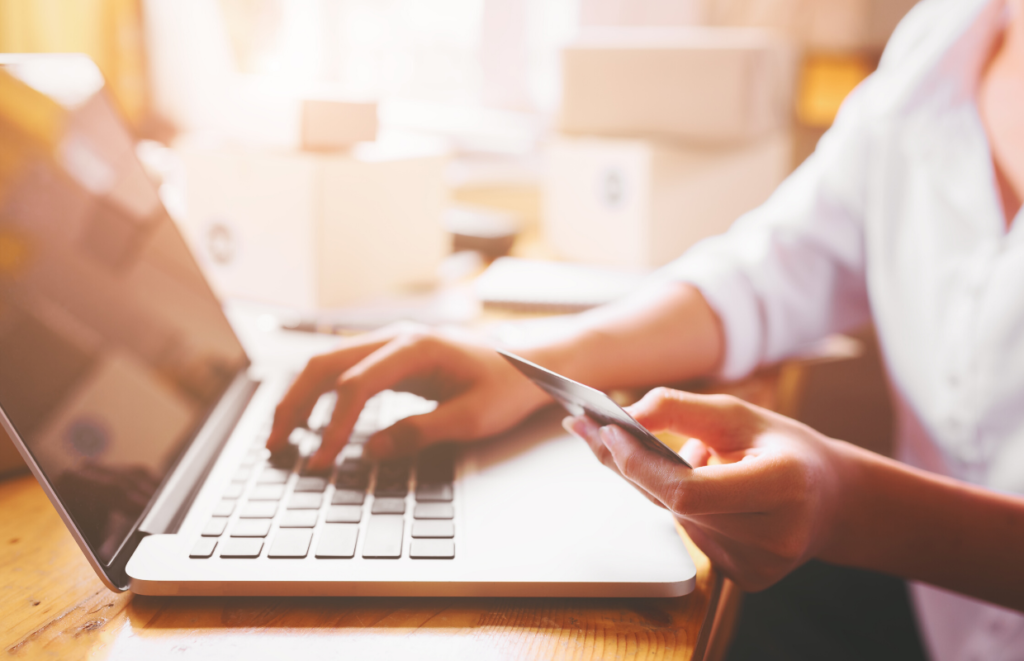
[266,324,552,472]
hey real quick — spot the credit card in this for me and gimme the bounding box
[497,350,692,469]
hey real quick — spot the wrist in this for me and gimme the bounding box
[814,438,893,567]
[514,325,612,389]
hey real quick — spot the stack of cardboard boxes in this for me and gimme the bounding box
[176,99,449,310]
[544,26,796,268]
[543,0,919,269]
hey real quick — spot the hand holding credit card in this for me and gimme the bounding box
[497,350,693,469]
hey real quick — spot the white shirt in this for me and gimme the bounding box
[666,0,1024,659]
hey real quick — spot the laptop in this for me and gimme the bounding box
[0,54,696,597]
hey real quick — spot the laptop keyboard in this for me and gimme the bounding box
[189,390,456,561]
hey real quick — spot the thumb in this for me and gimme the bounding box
[364,391,483,459]
[626,388,761,454]
[600,423,776,516]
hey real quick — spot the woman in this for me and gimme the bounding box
[268,0,1024,657]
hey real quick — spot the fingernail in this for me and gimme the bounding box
[561,417,579,436]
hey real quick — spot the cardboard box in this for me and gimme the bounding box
[301,99,378,151]
[705,0,920,52]
[559,27,796,145]
[176,140,448,309]
[579,0,704,27]
[543,132,790,268]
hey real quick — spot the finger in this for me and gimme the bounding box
[625,388,761,454]
[600,423,780,516]
[267,333,393,451]
[309,334,452,470]
[680,438,711,468]
[563,416,667,509]
[364,391,484,460]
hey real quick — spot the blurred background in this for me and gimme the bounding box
[0,0,920,474]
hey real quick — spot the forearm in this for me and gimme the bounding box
[823,441,1024,611]
[521,281,724,392]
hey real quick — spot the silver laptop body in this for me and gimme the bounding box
[0,54,695,597]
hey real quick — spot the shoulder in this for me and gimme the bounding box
[834,0,993,125]
[877,0,974,69]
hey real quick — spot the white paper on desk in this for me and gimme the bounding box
[475,257,649,312]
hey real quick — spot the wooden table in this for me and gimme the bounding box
[0,369,787,661]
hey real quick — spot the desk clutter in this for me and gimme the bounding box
[475,257,648,313]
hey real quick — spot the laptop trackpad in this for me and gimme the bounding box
[459,408,696,587]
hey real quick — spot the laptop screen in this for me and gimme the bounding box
[0,56,248,565]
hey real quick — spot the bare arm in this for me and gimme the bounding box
[524,280,724,391]
[826,444,1024,611]
[268,281,724,466]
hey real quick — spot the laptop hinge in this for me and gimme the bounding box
[137,371,258,536]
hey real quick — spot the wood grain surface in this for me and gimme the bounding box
[1,473,718,661]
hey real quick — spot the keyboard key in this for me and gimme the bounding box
[337,457,369,475]
[268,443,300,469]
[240,501,278,518]
[411,520,454,538]
[257,468,290,484]
[331,489,366,505]
[268,529,312,558]
[378,459,411,481]
[232,467,252,482]
[374,482,409,498]
[325,505,362,524]
[362,516,404,558]
[417,447,455,483]
[300,460,333,478]
[334,472,369,490]
[315,525,358,558]
[240,448,266,467]
[202,518,228,537]
[231,519,272,537]
[220,538,263,558]
[415,483,453,502]
[249,484,286,501]
[410,539,455,559]
[280,510,319,528]
[371,497,406,515]
[287,493,323,510]
[293,476,327,492]
[190,538,217,558]
[414,503,454,520]
[212,499,236,517]
[375,468,410,496]
[223,483,244,499]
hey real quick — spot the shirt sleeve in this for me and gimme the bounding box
[660,81,876,381]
